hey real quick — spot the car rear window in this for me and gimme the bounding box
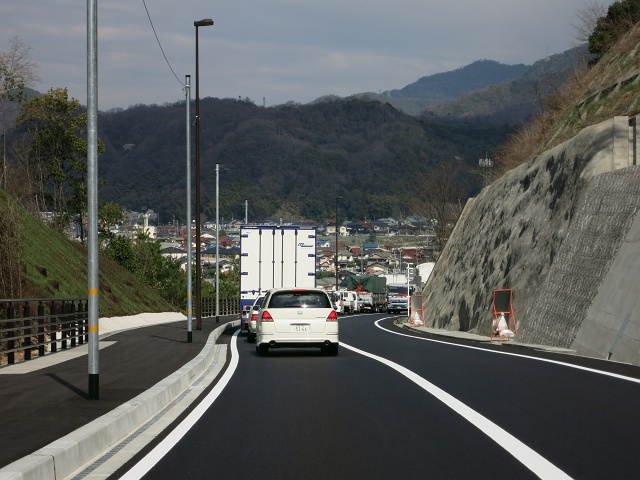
[268,291,331,309]
[252,297,264,310]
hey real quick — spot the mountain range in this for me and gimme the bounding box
[315,46,586,120]
[5,46,585,224]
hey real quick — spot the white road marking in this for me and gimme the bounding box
[340,341,573,480]
[120,330,240,480]
[375,319,640,385]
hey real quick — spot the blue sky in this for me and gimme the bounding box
[1,1,599,110]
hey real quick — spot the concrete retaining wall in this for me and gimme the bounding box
[422,115,640,365]
[520,167,640,348]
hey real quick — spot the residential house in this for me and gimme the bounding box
[161,246,186,260]
[201,246,240,266]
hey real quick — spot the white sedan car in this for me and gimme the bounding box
[255,288,339,356]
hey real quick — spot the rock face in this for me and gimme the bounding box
[422,116,640,365]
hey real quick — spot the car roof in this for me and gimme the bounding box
[266,287,327,294]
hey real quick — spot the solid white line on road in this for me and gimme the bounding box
[120,330,240,480]
[341,341,573,480]
[375,319,640,385]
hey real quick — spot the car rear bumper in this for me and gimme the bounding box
[257,332,338,348]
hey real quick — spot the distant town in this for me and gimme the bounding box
[113,209,438,288]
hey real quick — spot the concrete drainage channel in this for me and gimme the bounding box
[0,320,239,480]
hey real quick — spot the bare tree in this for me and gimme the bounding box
[1,36,39,189]
[573,2,608,42]
[412,162,469,257]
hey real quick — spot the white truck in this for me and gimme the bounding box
[386,283,416,315]
[239,225,317,332]
[337,290,361,314]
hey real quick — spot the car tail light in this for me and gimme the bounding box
[261,310,274,322]
[326,310,338,321]
[251,313,258,321]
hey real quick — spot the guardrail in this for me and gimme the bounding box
[201,296,240,317]
[0,298,88,366]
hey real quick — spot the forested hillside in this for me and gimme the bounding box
[95,48,584,224]
[98,98,512,224]
[428,47,587,125]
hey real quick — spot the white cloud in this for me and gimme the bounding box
[1,0,598,109]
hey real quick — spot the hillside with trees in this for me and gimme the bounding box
[0,188,175,315]
[426,47,588,126]
[97,98,512,224]
[92,45,583,225]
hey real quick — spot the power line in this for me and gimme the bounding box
[142,0,183,86]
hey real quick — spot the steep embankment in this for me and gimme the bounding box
[422,26,640,365]
[0,189,175,317]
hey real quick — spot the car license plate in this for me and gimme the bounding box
[290,324,310,333]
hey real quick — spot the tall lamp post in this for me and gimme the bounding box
[335,196,343,292]
[194,18,213,330]
[215,163,220,323]
[185,74,193,342]
[87,0,99,400]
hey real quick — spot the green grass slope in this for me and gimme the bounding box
[1,188,176,317]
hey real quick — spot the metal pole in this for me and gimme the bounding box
[215,163,220,323]
[186,75,193,342]
[2,123,6,189]
[87,0,99,400]
[245,199,248,224]
[193,19,213,328]
[335,196,342,291]
[194,24,202,330]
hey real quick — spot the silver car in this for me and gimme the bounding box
[247,295,265,343]
[255,288,339,356]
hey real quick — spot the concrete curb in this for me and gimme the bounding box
[0,319,239,480]
[401,322,576,354]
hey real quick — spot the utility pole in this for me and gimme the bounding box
[185,74,193,342]
[335,196,343,291]
[87,0,99,400]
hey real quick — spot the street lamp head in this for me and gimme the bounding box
[194,19,214,27]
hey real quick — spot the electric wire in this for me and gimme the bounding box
[142,0,184,86]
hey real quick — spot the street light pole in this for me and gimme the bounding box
[335,196,343,292]
[215,162,220,323]
[194,18,213,330]
[185,74,193,342]
[87,0,99,400]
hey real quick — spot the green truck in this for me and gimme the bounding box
[346,275,387,313]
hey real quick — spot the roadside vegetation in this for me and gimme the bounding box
[495,0,640,174]
[0,188,174,316]
[1,39,240,314]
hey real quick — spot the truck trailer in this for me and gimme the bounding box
[239,225,317,332]
[346,275,387,313]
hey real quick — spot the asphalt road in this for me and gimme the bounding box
[115,314,640,480]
